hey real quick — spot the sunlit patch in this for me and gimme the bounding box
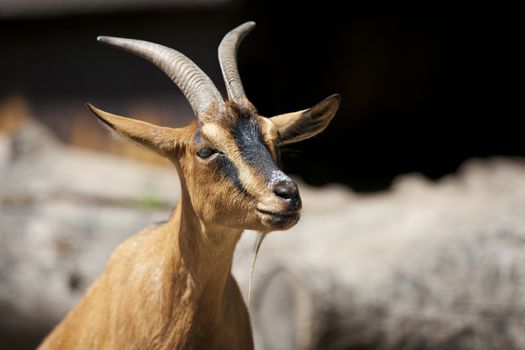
[269,170,290,186]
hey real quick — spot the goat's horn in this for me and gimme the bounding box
[97,36,223,116]
[218,21,256,101]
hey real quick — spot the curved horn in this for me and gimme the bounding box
[97,36,223,116]
[218,21,256,101]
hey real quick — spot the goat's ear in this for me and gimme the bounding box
[271,94,340,145]
[86,103,181,156]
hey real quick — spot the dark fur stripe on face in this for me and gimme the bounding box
[231,110,279,181]
[218,155,248,196]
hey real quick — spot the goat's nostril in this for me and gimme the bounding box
[274,185,293,199]
[272,181,300,204]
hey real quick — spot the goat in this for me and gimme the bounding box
[38,21,340,349]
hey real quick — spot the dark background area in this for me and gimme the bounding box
[0,0,519,192]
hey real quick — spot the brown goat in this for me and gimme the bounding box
[38,22,340,349]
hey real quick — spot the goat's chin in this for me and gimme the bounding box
[255,209,300,232]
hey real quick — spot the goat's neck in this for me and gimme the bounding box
[162,190,243,321]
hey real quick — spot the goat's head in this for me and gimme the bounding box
[87,22,340,233]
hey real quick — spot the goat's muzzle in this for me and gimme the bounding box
[256,172,301,230]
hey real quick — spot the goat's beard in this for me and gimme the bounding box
[248,231,266,304]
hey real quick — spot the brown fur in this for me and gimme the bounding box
[39,202,251,350]
[39,97,339,349]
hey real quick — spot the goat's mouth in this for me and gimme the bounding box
[256,208,300,229]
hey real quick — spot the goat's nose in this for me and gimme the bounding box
[273,183,294,199]
[272,180,301,207]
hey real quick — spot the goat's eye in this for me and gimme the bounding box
[197,147,217,159]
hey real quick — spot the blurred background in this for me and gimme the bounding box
[1,1,524,349]
[1,0,519,191]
